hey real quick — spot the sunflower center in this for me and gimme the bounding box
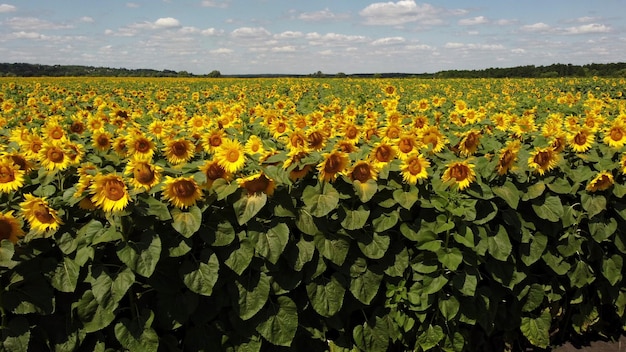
[414,118,426,129]
[173,180,197,198]
[375,146,393,162]
[351,164,371,183]
[171,141,188,157]
[308,131,324,149]
[104,179,126,201]
[450,164,469,181]
[244,174,270,194]
[464,133,479,149]
[386,126,400,139]
[70,121,85,134]
[0,219,13,241]
[534,151,551,167]
[574,131,588,145]
[346,126,358,139]
[0,166,15,184]
[10,155,27,170]
[595,175,613,190]
[136,139,151,153]
[97,134,110,147]
[209,135,222,147]
[324,154,344,173]
[610,127,624,141]
[500,150,515,167]
[226,149,240,163]
[134,164,155,184]
[399,138,414,153]
[408,158,422,175]
[33,203,54,224]
[276,122,287,134]
[51,128,64,140]
[205,163,226,180]
[423,133,438,147]
[291,134,306,148]
[47,147,65,163]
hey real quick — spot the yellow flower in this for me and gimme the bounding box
[401,154,430,185]
[162,176,203,209]
[458,129,482,156]
[92,131,113,152]
[586,171,614,192]
[568,127,595,153]
[20,194,63,235]
[39,142,71,172]
[496,140,521,175]
[528,147,559,175]
[0,158,25,193]
[418,126,447,153]
[198,159,231,188]
[396,133,418,159]
[215,138,246,173]
[442,160,476,190]
[124,157,162,191]
[202,129,225,153]
[369,142,397,168]
[90,173,131,212]
[238,173,275,196]
[163,138,195,165]
[348,161,378,183]
[317,150,349,183]
[0,211,25,244]
[603,120,626,148]
[244,135,265,155]
[127,133,156,160]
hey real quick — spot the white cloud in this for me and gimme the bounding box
[274,31,304,39]
[445,42,505,50]
[459,16,488,26]
[5,17,73,30]
[511,48,526,54]
[406,44,433,50]
[231,27,271,38]
[126,2,139,8]
[307,32,368,46]
[0,3,16,12]
[359,0,455,26]
[371,37,406,45]
[211,48,233,54]
[154,17,180,28]
[564,23,610,34]
[11,31,43,39]
[79,16,95,23]
[201,28,223,36]
[298,8,349,22]
[201,0,229,8]
[521,22,551,32]
[271,46,297,52]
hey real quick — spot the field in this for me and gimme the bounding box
[1,77,625,351]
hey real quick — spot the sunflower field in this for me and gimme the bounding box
[0,76,625,351]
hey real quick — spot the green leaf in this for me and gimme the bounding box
[296,209,319,236]
[520,309,551,349]
[602,255,623,286]
[254,223,289,265]
[180,251,220,296]
[439,296,460,321]
[140,195,172,220]
[307,274,346,317]
[225,239,254,275]
[303,183,340,217]
[234,193,267,225]
[570,261,594,288]
[350,267,383,305]
[341,206,370,230]
[521,232,548,266]
[581,193,606,218]
[358,233,390,260]
[393,187,419,209]
[423,275,449,295]
[437,247,463,271]
[92,267,135,310]
[522,181,545,201]
[212,178,239,200]
[316,235,350,266]
[92,226,123,245]
[116,231,161,278]
[487,225,512,262]
[452,272,477,297]
[74,290,116,333]
[0,240,17,269]
[384,247,409,277]
[354,179,378,202]
[236,272,271,320]
[171,206,202,238]
[542,251,571,275]
[588,217,617,243]
[293,238,316,272]
[114,310,159,352]
[372,210,399,232]
[212,221,236,246]
[417,324,444,351]
[532,195,564,222]
[51,257,80,293]
[255,296,298,347]
[522,284,545,312]
[2,316,30,352]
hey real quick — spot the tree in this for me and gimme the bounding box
[208,70,221,78]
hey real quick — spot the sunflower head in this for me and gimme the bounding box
[0,211,25,244]
[163,138,195,165]
[20,194,63,235]
[318,150,349,183]
[604,121,626,148]
[568,127,595,153]
[238,173,275,196]
[125,157,162,191]
[90,173,131,212]
[162,176,203,209]
[199,160,231,188]
[349,161,377,183]
[528,147,560,176]
[370,142,397,167]
[442,160,476,190]
[0,158,25,193]
[39,142,71,172]
[215,138,246,173]
[586,171,614,192]
[496,140,521,175]
[401,154,430,185]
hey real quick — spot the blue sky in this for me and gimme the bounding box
[0,0,624,74]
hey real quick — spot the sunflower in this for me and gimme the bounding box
[112,136,129,157]
[203,129,225,153]
[124,157,162,191]
[318,150,349,183]
[348,160,378,183]
[66,142,85,166]
[215,138,246,173]
[92,131,113,152]
[567,127,595,153]
[3,152,33,173]
[496,140,521,175]
[127,133,156,160]
[162,176,203,209]
[39,142,71,172]
[458,130,482,156]
[163,138,195,165]
[401,154,430,185]
[396,133,418,159]
[307,130,327,151]
[342,122,361,144]
[286,129,309,152]
[586,171,614,192]
[0,158,25,193]
[370,141,397,168]
[20,194,63,235]
[19,134,44,161]
[238,173,275,196]
[442,160,476,190]
[0,211,25,244]
[244,135,265,156]
[90,173,131,212]
[419,126,447,153]
[42,122,67,142]
[603,120,626,148]
[199,159,231,188]
[147,120,171,140]
[528,147,559,175]
[621,154,626,175]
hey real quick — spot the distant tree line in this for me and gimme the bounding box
[1,62,625,78]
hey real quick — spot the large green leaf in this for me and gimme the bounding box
[303,183,340,217]
[417,324,445,351]
[234,193,267,225]
[253,223,289,265]
[439,296,460,321]
[581,193,606,218]
[139,194,172,220]
[437,247,463,271]
[180,251,220,296]
[255,296,298,347]
[2,316,30,352]
[493,181,520,209]
[350,266,383,305]
[315,235,350,266]
[225,239,254,275]
[114,310,159,352]
[372,210,399,232]
[236,272,270,320]
[358,233,390,260]
[91,267,135,310]
[296,209,319,236]
[341,206,370,230]
[520,309,551,349]
[393,187,419,209]
[384,247,409,277]
[602,254,623,286]
[170,206,202,238]
[521,232,548,266]
[353,315,392,352]
[306,274,346,317]
[588,217,617,243]
[51,257,80,293]
[522,284,545,312]
[293,238,316,272]
[116,231,161,278]
[532,195,564,222]
[354,179,378,202]
[73,290,116,333]
[487,225,512,262]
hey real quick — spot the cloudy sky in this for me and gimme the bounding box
[0,0,624,75]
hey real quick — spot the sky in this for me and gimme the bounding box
[0,0,624,75]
